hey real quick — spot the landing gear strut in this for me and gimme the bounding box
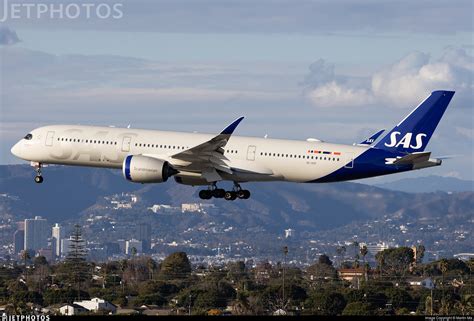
[232,182,251,200]
[33,162,43,184]
[198,182,250,200]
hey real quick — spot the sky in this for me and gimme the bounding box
[1,0,473,183]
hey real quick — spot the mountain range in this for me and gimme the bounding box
[0,164,472,259]
[374,175,473,193]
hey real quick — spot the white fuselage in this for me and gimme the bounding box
[11,125,369,184]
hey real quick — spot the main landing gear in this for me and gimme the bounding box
[32,162,43,184]
[199,182,251,201]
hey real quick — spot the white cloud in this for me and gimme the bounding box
[304,48,473,109]
[307,81,373,108]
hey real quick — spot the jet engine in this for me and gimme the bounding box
[122,155,178,183]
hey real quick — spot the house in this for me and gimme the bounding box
[273,309,287,315]
[116,308,139,315]
[74,297,117,314]
[59,304,88,316]
[407,277,435,289]
[140,305,173,316]
[338,268,365,282]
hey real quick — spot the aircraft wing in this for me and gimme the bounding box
[170,117,244,181]
[357,129,385,146]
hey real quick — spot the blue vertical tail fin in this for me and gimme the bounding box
[375,90,455,153]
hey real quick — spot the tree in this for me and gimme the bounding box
[360,245,369,281]
[360,246,368,264]
[439,259,449,304]
[20,250,31,282]
[342,302,375,315]
[33,256,48,267]
[146,257,157,280]
[352,241,360,261]
[375,247,414,278]
[307,258,337,286]
[385,287,413,310]
[305,291,346,315]
[336,246,346,266]
[416,245,425,264]
[64,224,90,300]
[159,252,191,280]
[318,254,333,266]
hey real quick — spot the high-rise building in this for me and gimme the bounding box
[52,223,65,258]
[61,238,72,257]
[284,228,295,239]
[125,239,142,254]
[363,242,391,256]
[24,216,49,252]
[136,223,151,252]
[13,229,24,254]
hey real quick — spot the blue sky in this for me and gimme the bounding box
[1,0,473,182]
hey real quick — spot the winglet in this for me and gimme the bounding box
[358,129,385,146]
[220,116,244,135]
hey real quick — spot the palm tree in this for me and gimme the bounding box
[360,246,368,264]
[20,250,30,282]
[360,245,369,281]
[336,246,346,267]
[439,259,449,305]
[146,257,156,280]
[352,241,359,259]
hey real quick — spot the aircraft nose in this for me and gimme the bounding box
[10,141,22,158]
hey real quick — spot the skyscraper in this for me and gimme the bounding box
[13,221,25,255]
[24,216,49,252]
[136,223,151,252]
[13,229,24,254]
[52,223,65,258]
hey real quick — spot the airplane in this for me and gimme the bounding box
[11,90,454,201]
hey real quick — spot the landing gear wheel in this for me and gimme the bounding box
[212,188,225,198]
[237,190,250,199]
[199,190,212,200]
[32,163,43,184]
[224,191,237,201]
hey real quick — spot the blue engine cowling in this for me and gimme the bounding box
[122,155,177,183]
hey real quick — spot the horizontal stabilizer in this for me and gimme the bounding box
[391,151,431,165]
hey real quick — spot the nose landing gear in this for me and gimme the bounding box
[32,162,43,184]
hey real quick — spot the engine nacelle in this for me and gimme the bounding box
[123,155,177,183]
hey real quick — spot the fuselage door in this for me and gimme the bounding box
[45,131,55,147]
[121,136,131,152]
[246,145,256,161]
[344,152,354,169]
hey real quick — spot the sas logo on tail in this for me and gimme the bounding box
[384,132,427,149]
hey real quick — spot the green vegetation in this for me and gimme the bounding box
[0,247,472,315]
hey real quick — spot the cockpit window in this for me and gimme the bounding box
[24,133,33,140]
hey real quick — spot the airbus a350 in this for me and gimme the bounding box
[11,90,455,200]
